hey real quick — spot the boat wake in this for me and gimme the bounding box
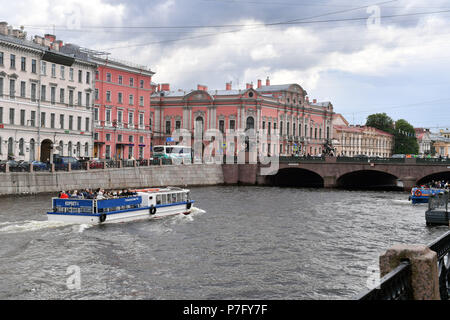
[391,199,412,205]
[0,220,77,234]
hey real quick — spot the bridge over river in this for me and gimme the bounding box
[222,156,450,191]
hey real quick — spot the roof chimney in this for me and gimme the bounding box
[197,84,208,91]
[257,79,262,88]
[266,76,270,86]
[226,82,232,91]
[44,34,56,43]
[246,83,253,89]
[0,22,8,36]
[161,83,170,91]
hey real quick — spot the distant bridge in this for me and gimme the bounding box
[222,156,450,190]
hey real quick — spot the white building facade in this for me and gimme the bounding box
[0,24,97,162]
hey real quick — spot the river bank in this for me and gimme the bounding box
[0,164,225,196]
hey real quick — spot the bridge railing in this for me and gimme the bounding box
[279,156,325,163]
[354,261,413,300]
[336,156,405,163]
[355,230,450,300]
[428,192,449,212]
[417,158,450,164]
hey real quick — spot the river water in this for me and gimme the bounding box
[0,186,447,300]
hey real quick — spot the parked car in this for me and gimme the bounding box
[89,159,104,169]
[0,160,21,172]
[53,156,82,170]
[31,161,50,171]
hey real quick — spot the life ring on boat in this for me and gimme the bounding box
[99,213,107,223]
[149,205,156,215]
[186,201,192,209]
[414,189,422,197]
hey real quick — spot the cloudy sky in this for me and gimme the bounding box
[3,0,450,129]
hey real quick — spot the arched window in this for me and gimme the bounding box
[59,141,64,156]
[85,142,89,157]
[8,137,14,157]
[29,139,35,161]
[246,116,255,130]
[76,142,81,157]
[68,141,72,156]
[19,138,24,155]
[195,116,204,140]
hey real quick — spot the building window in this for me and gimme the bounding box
[128,112,133,128]
[0,52,3,65]
[31,83,36,102]
[20,109,25,126]
[106,133,111,141]
[118,75,122,84]
[118,134,122,142]
[86,72,90,84]
[69,68,74,81]
[85,143,89,157]
[105,145,111,159]
[77,116,82,131]
[60,88,65,104]
[85,117,90,132]
[219,120,224,133]
[51,86,56,104]
[19,138,24,155]
[20,81,26,98]
[41,61,46,75]
[106,91,111,102]
[0,77,3,97]
[117,110,123,125]
[78,70,82,83]
[41,112,46,127]
[85,93,90,108]
[9,79,15,99]
[106,73,111,82]
[40,85,46,101]
[68,142,72,157]
[30,111,36,127]
[60,66,65,79]
[94,108,99,122]
[176,120,181,130]
[129,94,134,105]
[10,54,15,69]
[139,96,144,106]
[51,113,55,129]
[60,114,64,129]
[77,91,82,106]
[95,88,99,100]
[166,120,171,134]
[139,113,144,128]
[140,80,144,88]
[118,92,123,104]
[230,119,235,131]
[31,59,36,73]
[51,64,56,77]
[69,115,73,130]
[21,57,26,71]
[106,109,111,124]
[129,77,134,87]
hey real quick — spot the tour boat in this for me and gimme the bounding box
[47,187,194,224]
[409,187,446,204]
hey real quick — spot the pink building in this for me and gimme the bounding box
[151,77,334,157]
[91,57,155,160]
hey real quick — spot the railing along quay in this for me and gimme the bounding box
[355,230,450,300]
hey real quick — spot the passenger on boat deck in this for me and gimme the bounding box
[59,191,69,199]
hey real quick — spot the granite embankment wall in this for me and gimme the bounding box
[0,164,225,195]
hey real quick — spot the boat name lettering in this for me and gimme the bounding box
[65,201,80,206]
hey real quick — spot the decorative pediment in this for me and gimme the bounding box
[228,114,236,120]
[8,73,18,79]
[194,110,206,118]
[246,108,256,117]
[218,114,225,120]
[0,71,6,77]
[184,90,213,102]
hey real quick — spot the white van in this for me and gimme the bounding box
[153,145,192,164]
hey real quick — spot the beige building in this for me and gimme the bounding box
[0,22,97,162]
[332,114,393,157]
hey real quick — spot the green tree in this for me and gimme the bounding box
[365,113,394,134]
[393,119,419,154]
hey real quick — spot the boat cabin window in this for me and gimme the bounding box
[161,194,167,205]
[176,193,182,203]
[171,193,177,203]
[156,195,162,205]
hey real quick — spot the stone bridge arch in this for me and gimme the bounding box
[263,167,324,188]
[416,170,450,186]
[336,169,400,190]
